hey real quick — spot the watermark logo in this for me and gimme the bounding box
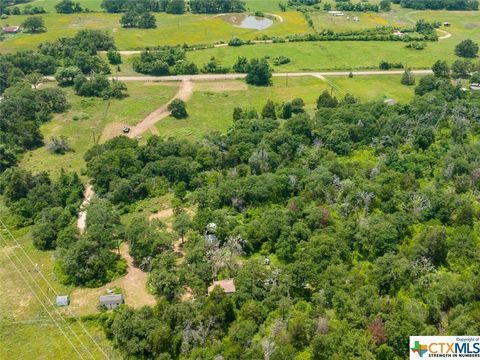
[410,336,480,359]
[411,341,428,357]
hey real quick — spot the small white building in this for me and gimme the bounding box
[328,11,345,17]
[56,295,69,307]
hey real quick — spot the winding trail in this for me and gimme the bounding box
[74,186,155,313]
[266,13,284,23]
[437,29,452,40]
[127,79,193,138]
[100,80,194,141]
[403,11,451,41]
[77,184,94,234]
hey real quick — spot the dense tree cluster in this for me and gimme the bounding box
[102,0,246,15]
[101,0,187,14]
[0,31,125,172]
[0,0,45,15]
[190,0,246,13]
[75,60,480,358]
[132,47,198,76]
[55,0,83,13]
[120,9,157,29]
[0,166,126,286]
[0,83,68,170]
[335,1,379,12]
[393,0,479,10]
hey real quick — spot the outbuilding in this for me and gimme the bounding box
[2,26,20,33]
[99,294,123,310]
[328,11,345,17]
[384,98,398,106]
[208,279,236,296]
[56,295,69,307]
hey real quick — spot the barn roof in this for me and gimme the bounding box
[99,294,123,304]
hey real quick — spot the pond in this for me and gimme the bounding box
[221,14,274,30]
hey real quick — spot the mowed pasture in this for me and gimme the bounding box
[0,201,119,360]
[15,0,103,12]
[0,11,308,53]
[184,10,480,71]
[21,82,179,176]
[155,75,416,139]
[187,40,459,71]
[20,76,415,176]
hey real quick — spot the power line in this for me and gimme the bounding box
[0,232,86,360]
[0,219,109,359]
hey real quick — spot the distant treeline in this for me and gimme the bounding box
[335,2,379,12]
[101,0,245,14]
[393,0,479,10]
[0,30,116,171]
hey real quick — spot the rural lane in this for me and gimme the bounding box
[59,69,432,83]
[126,79,193,139]
[77,184,94,234]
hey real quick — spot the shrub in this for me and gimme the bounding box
[401,68,416,86]
[229,37,245,46]
[272,56,291,66]
[168,99,188,119]
[455,39,479,58]
[245,58,272,86]
[47,136,71,154]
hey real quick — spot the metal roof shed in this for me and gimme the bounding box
[99,294,123,310]
[56,295,69,307]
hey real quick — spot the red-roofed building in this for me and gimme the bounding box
[3,26,20,33]
[208,279,236,295]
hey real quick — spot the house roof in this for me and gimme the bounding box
[3,26,20,33]
[208,279,236,294]
[99,294,123,304]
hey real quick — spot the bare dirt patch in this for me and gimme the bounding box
[149,208,174,221]
[194,81,248,92]
[465,23,480,29]
[68,243,155,314]
[99,122,125,143]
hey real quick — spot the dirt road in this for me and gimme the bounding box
[126,80,193,139]
[437,29,452,40]
[77,184,94,234]
[68,243,155,314]
[45,69,434,85]
[88,69,433,83]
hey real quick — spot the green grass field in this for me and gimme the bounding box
[183,9,480,71]
[0,201,119,360]
[155,75,415,139]
[21,82,179,176]
[325,74,416,103]
[15,0,103,12]
[0,11,308,53]
[187,39,461,71]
